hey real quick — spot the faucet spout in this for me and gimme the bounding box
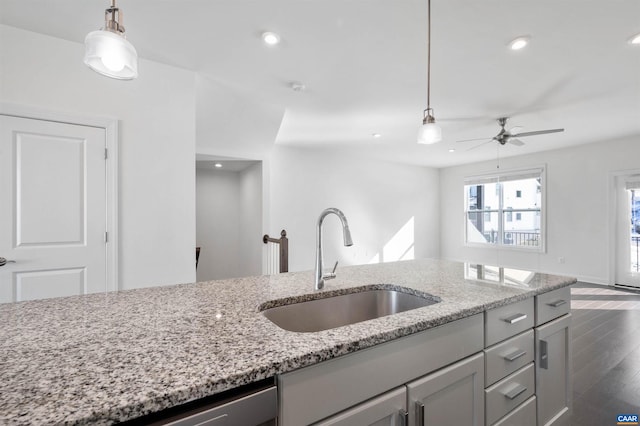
[315,208,353,291]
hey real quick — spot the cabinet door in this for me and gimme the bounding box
[407,353,484,426]
[313,387,407,426]
[535,314,572,426]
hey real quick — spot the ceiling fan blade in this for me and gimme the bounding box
[457,136,494,143]
[508,138,525,146]
[512,128,564,138]
[466,140,494,151]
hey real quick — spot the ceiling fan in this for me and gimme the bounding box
[458,117,564,150]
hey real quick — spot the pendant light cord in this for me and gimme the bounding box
[427,0,432,111]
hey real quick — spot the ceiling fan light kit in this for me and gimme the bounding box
[629,33,640,45]
[417,0,442,145]
[84,0,138,80]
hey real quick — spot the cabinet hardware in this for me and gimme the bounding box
[503,384,527,400]
[401,409,409,426]
[417,402,425,426]
[503,313,527,324]
[547,300,567,308]
[540,339,548,369]
[503,349,527,362]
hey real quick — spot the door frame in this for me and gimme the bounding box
[608,168,640,287]
[1,102,119,292]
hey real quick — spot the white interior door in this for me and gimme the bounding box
[0,115,107,303]
[615,174,640,288]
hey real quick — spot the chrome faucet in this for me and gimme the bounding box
[315,208,353,290]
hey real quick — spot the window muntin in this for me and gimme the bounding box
[464,168,544,250]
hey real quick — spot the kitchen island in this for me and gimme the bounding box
[0,259,575,425]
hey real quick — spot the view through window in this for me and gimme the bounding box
[628,187,640,273]
[464,168,544,250]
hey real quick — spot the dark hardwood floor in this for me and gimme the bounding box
[566,282,640,425]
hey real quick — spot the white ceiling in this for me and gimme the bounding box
[196,154,260,173]
[1,0,639,168]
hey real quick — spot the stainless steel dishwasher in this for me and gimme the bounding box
[136,380,277,426]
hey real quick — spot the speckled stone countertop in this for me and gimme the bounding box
[0,259,575,425]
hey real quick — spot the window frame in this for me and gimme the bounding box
[463,166,546,252]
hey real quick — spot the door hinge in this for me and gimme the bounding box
[104,231,108,243]
[104,148,108,160]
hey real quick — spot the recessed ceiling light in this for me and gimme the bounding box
[508,36,531,51]
[372,133,382,139]
[289,81,306,92]
[214,163,223,168]
[448,149,456,153]
[262,32,281,46]
[629,33,640,45]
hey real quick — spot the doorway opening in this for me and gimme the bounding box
[614,172,640,289]
[195,154,262,281]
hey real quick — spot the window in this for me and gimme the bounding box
[464,167,544,250]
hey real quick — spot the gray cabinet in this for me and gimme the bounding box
[535,314,572,426]
[278,314,483,425]
[277,289,572,426]
[313,387,407,426]
[407,353,485,426]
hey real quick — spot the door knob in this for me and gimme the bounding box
[0,257,16,267]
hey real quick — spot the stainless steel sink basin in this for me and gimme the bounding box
[261,288,439,332]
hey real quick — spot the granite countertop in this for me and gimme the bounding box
[0,259,576,425]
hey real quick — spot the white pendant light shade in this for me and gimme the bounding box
[417,121,442,144]
[84,30,138,80]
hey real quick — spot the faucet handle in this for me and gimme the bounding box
[323,261,339,281]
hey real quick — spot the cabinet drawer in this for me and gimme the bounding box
[485,298,534,347]
[536,287,571,326]
[485,363,535,425]
[485,330,534,386]
[492,396,536,426]
[163,386,277,426]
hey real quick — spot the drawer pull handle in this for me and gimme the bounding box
[503,313,528,324]
[504,349,527,362]
[503,384,527,400]
[547,299,567,308]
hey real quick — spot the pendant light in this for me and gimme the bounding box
[417,0,442,144]
[84,0,138,80]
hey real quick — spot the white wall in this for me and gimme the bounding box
[0,25,197,289]
[440,137,640,284]
[239,163,263,276]
[268,146,440,272]
[196,169,241,280]
[195,74,284,159]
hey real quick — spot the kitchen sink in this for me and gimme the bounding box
[261,288,440,332]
